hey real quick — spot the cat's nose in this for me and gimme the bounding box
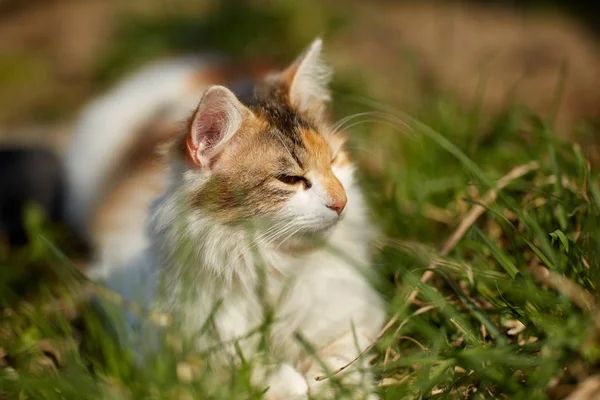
[327,197,347,216]
[324,173,347,216]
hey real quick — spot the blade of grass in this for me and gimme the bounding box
[474,228,520,279]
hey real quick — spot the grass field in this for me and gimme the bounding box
[1,1,599,399]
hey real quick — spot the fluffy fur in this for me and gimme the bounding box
[65,56,220,279]
[65,56,216,234]
[72,39,385,399]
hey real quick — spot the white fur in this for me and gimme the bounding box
[253,363,309,400]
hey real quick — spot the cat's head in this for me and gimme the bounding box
[177,39,354,241]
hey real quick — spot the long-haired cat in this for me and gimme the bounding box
[66,39,385,399]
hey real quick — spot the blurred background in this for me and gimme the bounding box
[0,0,599,154]
[2,2,600,398]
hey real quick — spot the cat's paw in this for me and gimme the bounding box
[263,363,308,400]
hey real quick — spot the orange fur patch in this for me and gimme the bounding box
[299,128,347,206]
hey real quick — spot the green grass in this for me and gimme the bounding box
[1,1,600,399]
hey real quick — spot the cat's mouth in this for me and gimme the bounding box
[258,211,344,248]
[275,221,339,251]
[303,214,343,236]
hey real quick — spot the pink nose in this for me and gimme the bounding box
[327,198,347,216]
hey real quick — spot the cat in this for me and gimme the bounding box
[66,39,385,399]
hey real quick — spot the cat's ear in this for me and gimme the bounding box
[281,38,332,119]
[186,85,250,168]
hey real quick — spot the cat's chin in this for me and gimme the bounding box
[311,219,340,235]
[254,214,342,251]
[276,219,341,250]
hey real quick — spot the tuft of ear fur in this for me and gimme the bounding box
[186,85,250,167]
[281,38,332,119]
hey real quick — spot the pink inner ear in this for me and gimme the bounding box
[186,134,203,165]
[185,85,246,168]
[187,102,228,167]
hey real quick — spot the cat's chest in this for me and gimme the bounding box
[170,255,297,327]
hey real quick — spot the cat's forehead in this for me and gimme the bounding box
[262,121,332,172]
[252,97,313,139]
[245,101,331,167]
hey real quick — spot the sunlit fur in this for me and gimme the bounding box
[104,39,385,399]
[65,56,216,239]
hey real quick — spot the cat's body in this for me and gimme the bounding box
[66,40,385,399]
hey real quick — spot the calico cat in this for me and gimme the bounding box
[66,39,385,399]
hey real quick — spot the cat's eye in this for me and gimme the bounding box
[276,174,311,188]
[277,175,302,185]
